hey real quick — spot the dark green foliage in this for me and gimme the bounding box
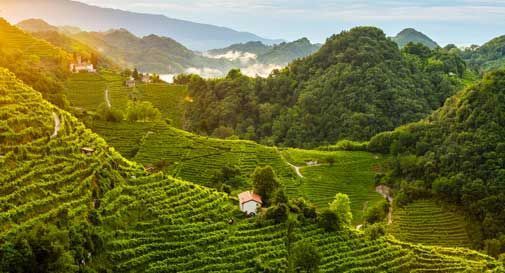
[318,209,340,232]
[364,199,389,224]
[373,70,505,254]
[210,165,245,190]
[460,35,505,72]
[178,27,465,148]
[252,165,280,204]
[364,223,387,241]
[290,241,321,273]
[96,103,123,122]
[290,198,317,220]
[266,203,289,223]
[0,224,78,273]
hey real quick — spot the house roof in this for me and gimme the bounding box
[238,191,262,204]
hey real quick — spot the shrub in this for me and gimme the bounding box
[290,241,321,273]
[318,209,340,232]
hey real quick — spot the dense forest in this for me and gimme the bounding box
[176,27,467,148]
[459,35,505,72]
[369,70,505,256]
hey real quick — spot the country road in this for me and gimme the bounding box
[286,162,304,178]
[50,112,61,139]
[105,88,111,108]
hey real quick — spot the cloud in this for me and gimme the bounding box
[241,63,282,77]
[204,51,257,65]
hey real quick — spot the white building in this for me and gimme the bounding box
[238,191,262,215]
[70,56,96,73]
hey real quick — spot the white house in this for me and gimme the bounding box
[238,191,262,215]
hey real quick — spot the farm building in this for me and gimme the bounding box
[81,147,95,156]
[125,77,136,88]
[70,56,96,73]
[238,191,262,215]
[141,74,152,83]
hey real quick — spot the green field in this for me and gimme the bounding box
[281,149,386,224]
[64,71,188,127]
[389,199,472,248]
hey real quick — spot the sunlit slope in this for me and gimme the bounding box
[64,72,188,127]
[1,67,502,272]
[133,123,295,185]
[0,68,141,239]
[0,18,70,64]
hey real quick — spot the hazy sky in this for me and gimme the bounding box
[78,0,505,46]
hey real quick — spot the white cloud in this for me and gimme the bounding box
[204,51,257,65]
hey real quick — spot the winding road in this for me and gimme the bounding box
[105,88,111,108]
[286,162,304,178]
[50,112,61,139]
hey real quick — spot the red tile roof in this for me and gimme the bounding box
[238,191,262,204]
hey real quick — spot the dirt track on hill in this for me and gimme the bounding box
[50,112,61,139]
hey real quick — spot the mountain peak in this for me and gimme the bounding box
[393,28,439,49]
[16,18,58,33]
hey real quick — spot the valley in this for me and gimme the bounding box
[1,1,505,272]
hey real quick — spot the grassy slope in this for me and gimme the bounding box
[1,67,502,272]
[281,149,386,224]
[389,199,472,248]
[63,71,188,127]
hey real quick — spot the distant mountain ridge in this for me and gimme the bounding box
[392,28,439,49]
[207,38,322,65]
[1,0,283,51]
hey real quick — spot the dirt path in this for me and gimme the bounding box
[286,162,304,178]
[50,112,61,139]
[376,185,393,224]
[105,88,111,108]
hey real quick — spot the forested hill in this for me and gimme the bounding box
[369,70,505,255]
[177,27,467,147]
[208,38,322,65]
[392,28,439,49]
[460,35,505,72]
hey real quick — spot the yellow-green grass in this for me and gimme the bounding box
[389,199,472,248]
[133,124,295,186]
[0,18,71,63]
[64,72,188,127]
[281,149,385,224]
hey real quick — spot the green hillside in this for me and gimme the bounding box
[0,17,71,107]
[281,149,386,224]
[389,200,472,248]
[370,70,505,255]
[461,35,505,71]
[64,71,189,127]
[392,28,439,49]
[0,61,503,272]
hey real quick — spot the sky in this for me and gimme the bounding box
[78,0,505,46]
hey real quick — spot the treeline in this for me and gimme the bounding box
[369,70,505,257]
[176,27,467,148]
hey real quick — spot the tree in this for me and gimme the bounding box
[125,100,162,122]
[252,165,280,204]
[329,193,353,226]
[290,241,321,273]
[318,209,340,232]
[132,68,140,80]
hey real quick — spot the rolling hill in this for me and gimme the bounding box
[461,35,505,72]
[1,67,502,272]
[1,0,283,51]
[392,28,439,49]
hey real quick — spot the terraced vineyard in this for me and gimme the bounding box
[389,199,472,248]
[134,124,295,186]
[0,18,70,64]
[1,67,503,273]
[0,68,141,238]
[281,149,386,224]
[64,72,189,126]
